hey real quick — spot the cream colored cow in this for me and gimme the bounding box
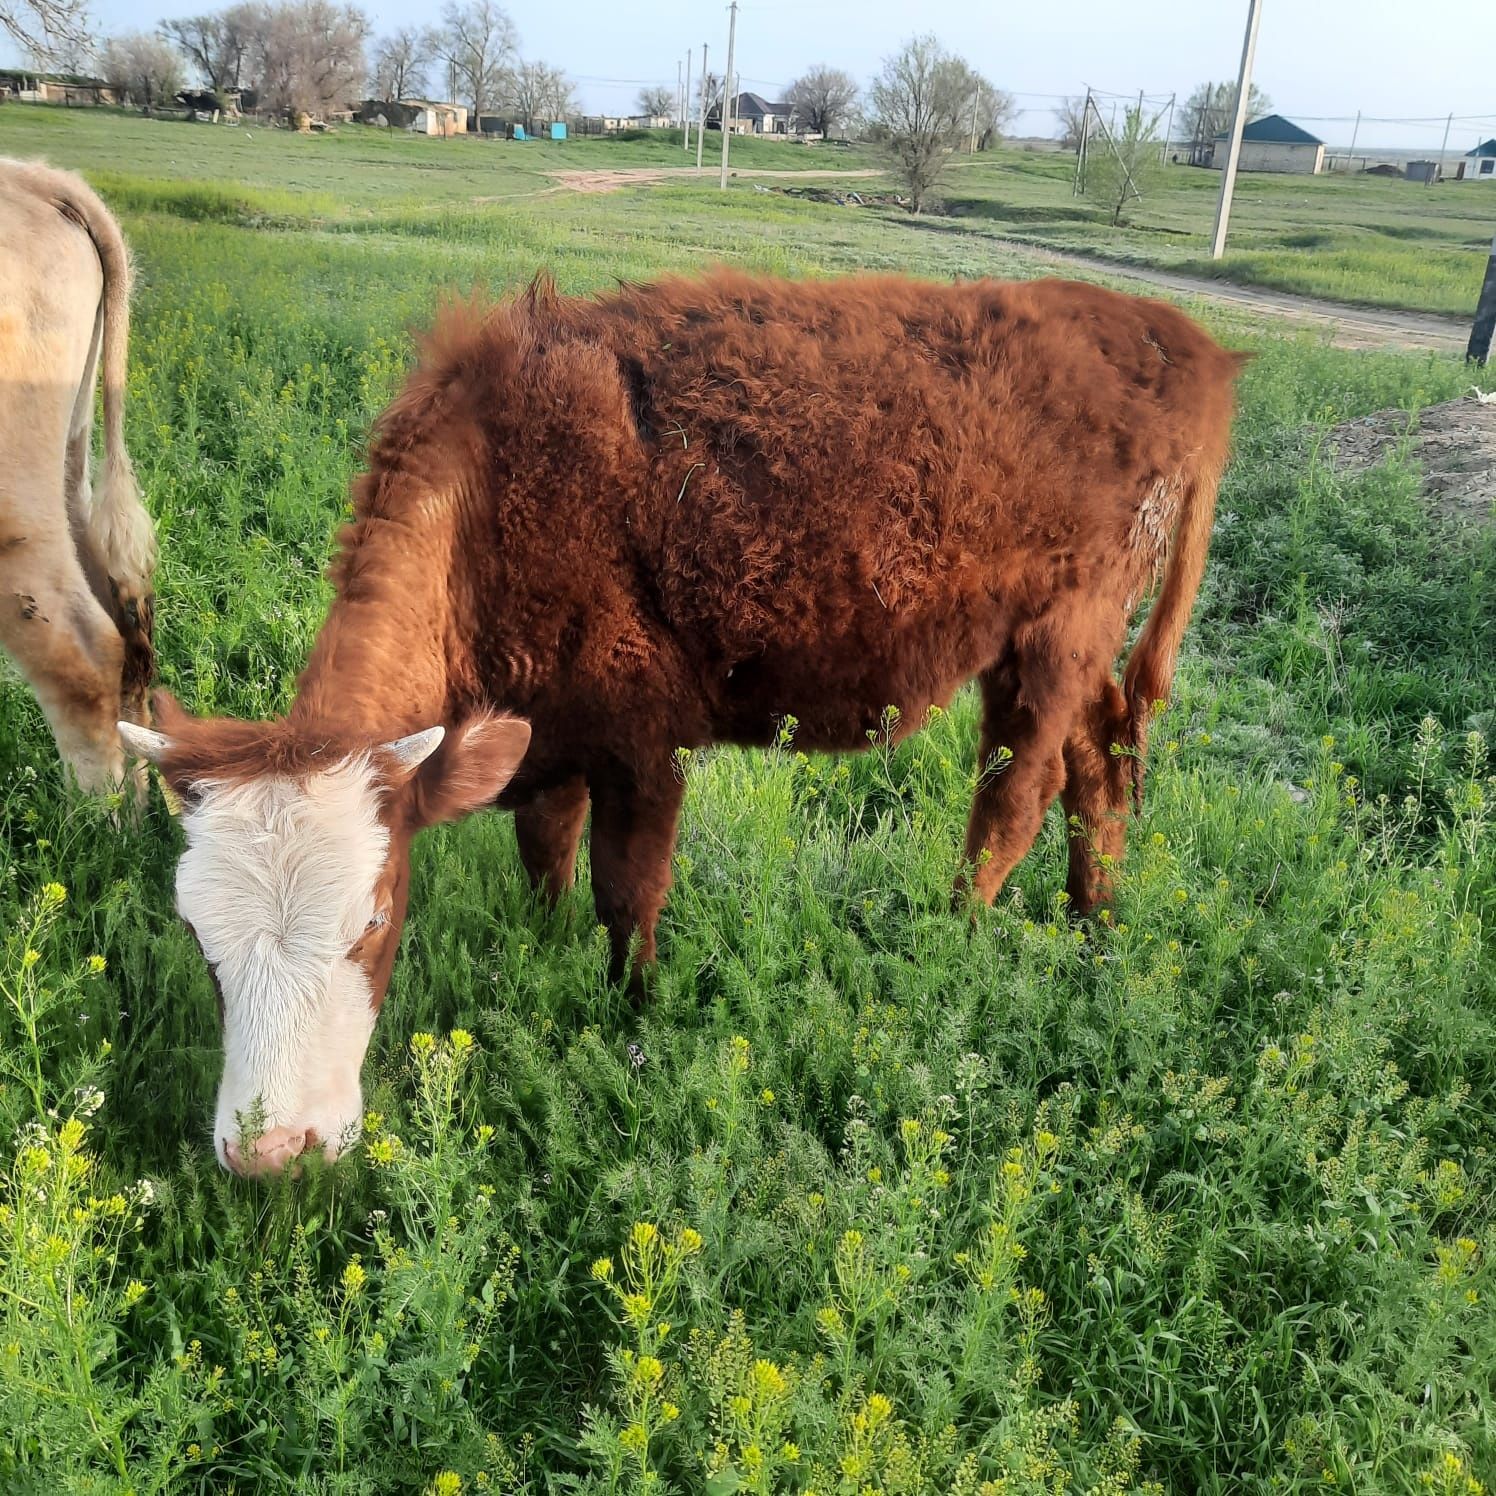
[0,158,156,792]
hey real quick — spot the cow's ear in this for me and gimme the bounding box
[404,715,531,828]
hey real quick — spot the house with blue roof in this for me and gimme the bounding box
[1210,113,1325,175]
[1458,139,1496,181]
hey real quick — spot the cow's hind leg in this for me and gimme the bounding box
[587,760,686,993]
[1061,675,1133,915]
[0,534,129,794]
[514,774,590,903]
[956,652,1085,906]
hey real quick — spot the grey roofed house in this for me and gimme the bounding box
[709,91,797,134]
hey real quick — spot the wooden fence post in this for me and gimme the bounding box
[1468,234,1496,366]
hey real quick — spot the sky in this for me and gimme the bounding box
[15,0,1496,152]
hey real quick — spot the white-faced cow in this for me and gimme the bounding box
[1,158,156,793]
[119,270,1243,1176]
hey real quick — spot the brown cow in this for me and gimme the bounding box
[119,269,1242,1175]
[1,158,156,793]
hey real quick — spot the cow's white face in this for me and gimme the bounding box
[119,710,531,1178]
[175,758,392,1173]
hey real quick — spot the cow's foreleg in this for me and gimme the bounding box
[587,761,685,993]
[514,774,591,903]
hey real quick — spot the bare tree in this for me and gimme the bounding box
[1,0,92,67]
[969,77,1017,150]
[1055,95,1087,150]
[1182,79,1272,153]
[100,31,185,108]
[785,63,857,138]
[370,25,434,100]
[253,0,368,121]
[160,5,263,105]
[505,58,571,132]
[435,0,516,127]
[635,83,673,119]
[868,35,985,213]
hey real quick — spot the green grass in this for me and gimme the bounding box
[0,104,1493,1494]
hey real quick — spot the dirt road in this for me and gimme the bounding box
[969,240,1469,354]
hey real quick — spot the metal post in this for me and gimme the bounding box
[683,50,692,149]
[1210,0,1264,260]
[1468,233,1496,365]
[696,43,708,171]
[719,0,737,190]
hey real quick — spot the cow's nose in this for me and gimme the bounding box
[223,1125,310,1178]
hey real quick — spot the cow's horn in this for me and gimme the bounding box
[118,722,171,764]
[383,726,446,770]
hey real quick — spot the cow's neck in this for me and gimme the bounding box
[287,510,462,745]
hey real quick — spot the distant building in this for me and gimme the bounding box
[1209,114,1325,174]
[1456,139,1496,181]
[0,70,116,106]
[707,92,797,135]
[358,99,467,136]
[575,114,671,133]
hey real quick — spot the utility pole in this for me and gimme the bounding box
[1432,110,1452,186]
[683,50,692,150]
[1161,92,1175,164]
[1347,108,1361,172]
[719,0,737,191]
[696,43,708,172]
[1072,86,1092,195]
[677,59,684,129]
[969,85,981,154]
[1210,0,1264,260]
[1468,233,1496,364]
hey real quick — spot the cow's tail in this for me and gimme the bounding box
[72,180,156,609]
[48,169,157,716]
[1119,450,1227,813]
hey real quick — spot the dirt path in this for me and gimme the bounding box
[988,240,1469,353]
[547,165,883,195]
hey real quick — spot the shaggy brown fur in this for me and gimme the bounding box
[149,268,1244,988]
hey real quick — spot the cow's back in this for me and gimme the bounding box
[569,272,1237,668]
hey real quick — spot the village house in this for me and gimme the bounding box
[1456,139,1496,181]
[707,92,797,135]
[0,70,117,106]
[357,99,467,135]
[1208,114,1325,175]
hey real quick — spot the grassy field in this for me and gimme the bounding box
[936,148,1494,318]
[0,105,1493,1494]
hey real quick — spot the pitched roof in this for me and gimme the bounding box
[733,92,791,117]
[1215,112,1323,146]
[1467,138,1496,157]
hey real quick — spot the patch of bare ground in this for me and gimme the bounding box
[1328,392,1496,526]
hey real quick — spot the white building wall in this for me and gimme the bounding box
[1235,140,1324,174]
